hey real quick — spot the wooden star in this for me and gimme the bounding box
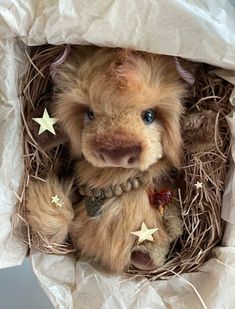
[33,108,57,135]
[131,222,159,244]
[51,195,64,207]
[194,181,203,189]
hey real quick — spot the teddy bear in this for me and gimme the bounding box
[24,46,199,273]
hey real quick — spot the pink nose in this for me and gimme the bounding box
[130,250,157,271]
[97,145,141,168]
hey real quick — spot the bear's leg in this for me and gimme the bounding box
[25,177,74,244]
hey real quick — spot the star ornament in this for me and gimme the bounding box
[51,195,64,207]
[131,222,159,244]
[33,108,58,135]
[194,181,203,189]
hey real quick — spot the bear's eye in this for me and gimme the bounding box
[141,109,155,125]
[86,108,94,120]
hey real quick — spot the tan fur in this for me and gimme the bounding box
[25,177,74,244]
[54,47,185,169]
[25,47,186,273]
[70,188,181,272]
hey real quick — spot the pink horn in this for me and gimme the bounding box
[174,57,195,85]
[50,45,71,81]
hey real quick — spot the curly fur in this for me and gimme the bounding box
[25,177,74,244]
[25,47,187,273]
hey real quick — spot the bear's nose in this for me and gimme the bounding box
[97,145,141,168]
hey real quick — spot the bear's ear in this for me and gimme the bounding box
[161,111,183,168]
[52,46,90,157]
[53,97,84,157]
[174,57,195,85]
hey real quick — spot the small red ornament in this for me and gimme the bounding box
[148,188,173,214]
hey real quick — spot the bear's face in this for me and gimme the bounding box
[55,48,185,171]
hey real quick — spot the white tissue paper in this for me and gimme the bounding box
[0,0,235,308]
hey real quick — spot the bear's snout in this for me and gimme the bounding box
[91,133,142,168]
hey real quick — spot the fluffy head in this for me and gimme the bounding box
[54,47,186,172]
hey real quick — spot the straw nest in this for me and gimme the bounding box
[15,45,233,278]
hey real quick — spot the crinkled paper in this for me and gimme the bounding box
[0,1,235,308]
